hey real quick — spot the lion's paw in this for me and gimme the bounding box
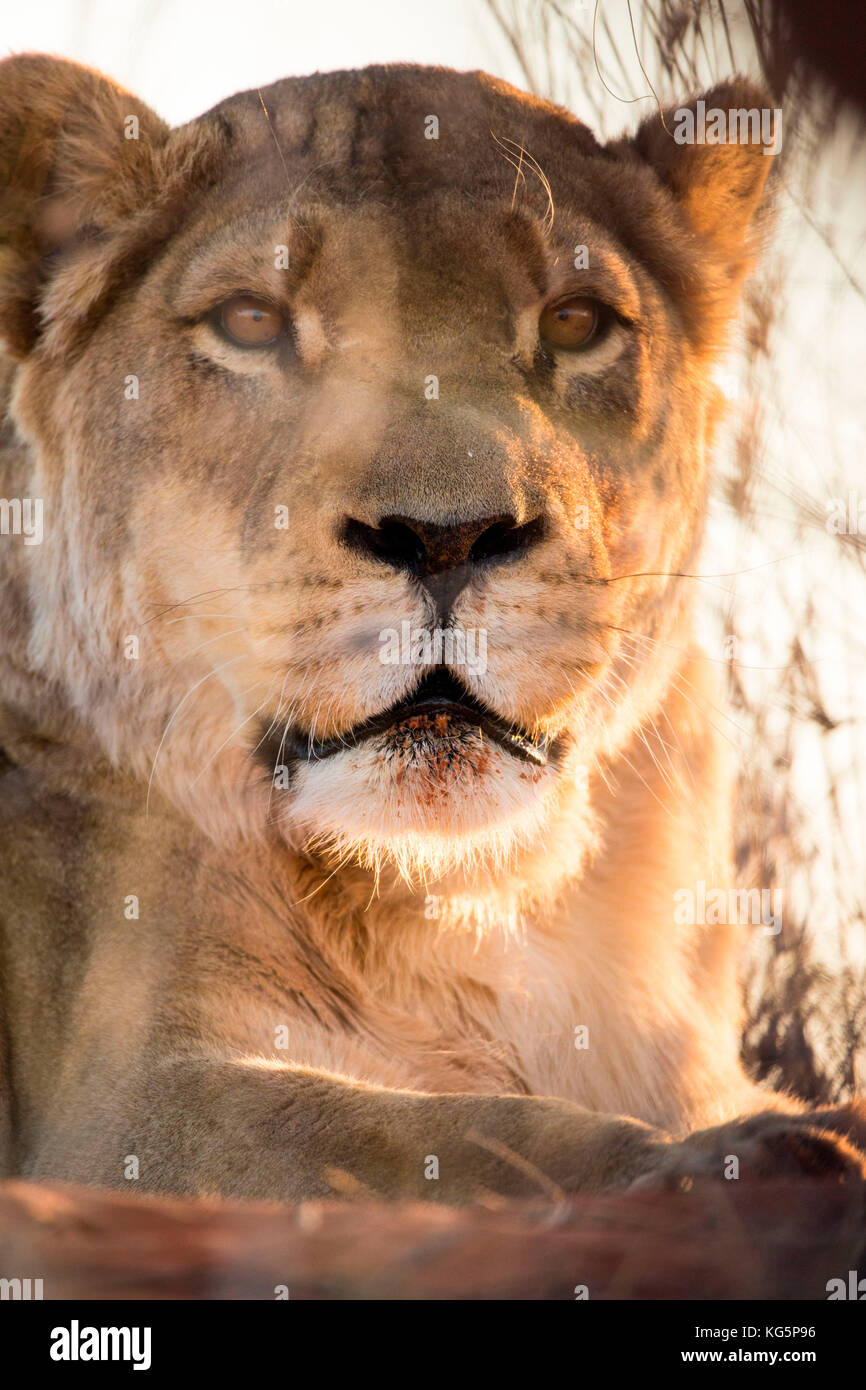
[633,1106,866,1191]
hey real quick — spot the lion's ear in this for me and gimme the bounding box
[0,53,170,355]
[627,80,779,269]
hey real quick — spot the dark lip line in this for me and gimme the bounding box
[259,674,554,768]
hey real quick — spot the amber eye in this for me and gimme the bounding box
[217,295,284,347]
[539,296,600,351]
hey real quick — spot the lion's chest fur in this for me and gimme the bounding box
[0,666,747,1175]
[180,842,745,1137]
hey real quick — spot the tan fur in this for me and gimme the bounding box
[1,56,864,1202]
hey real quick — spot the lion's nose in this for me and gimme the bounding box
[341,513,545,576]
[340,512,545,618]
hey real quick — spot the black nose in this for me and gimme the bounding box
[341,513,544,616]
[342,513,544,574]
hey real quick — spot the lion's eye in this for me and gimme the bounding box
[217,295,284,347]
[539,297,600,351]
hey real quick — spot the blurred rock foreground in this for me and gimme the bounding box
[0,1177,863,1299]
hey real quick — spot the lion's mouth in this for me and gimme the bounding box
[260,670,553,769]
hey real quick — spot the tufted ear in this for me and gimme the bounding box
[628,79,780,272]
[0,53,226,358]
[0,54,173,355]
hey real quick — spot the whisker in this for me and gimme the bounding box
[145,654,245,815]
[165,613,242,625]
[495,132,555,233]
[188,678,274,789]
[602,554,800,588]
[605,622,799,673]
[142,581,289,625]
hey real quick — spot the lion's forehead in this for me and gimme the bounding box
[158,74,673,359]
[202,65,599,192]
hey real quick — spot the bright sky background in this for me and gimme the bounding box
[2,0,528,123]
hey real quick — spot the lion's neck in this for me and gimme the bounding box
[280,654,742,1129]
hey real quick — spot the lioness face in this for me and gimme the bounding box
[4,63,772,878]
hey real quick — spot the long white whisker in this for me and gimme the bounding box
[145,654,245,815]
[188,678,274,788]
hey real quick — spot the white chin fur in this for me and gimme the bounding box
[283,735,557,881]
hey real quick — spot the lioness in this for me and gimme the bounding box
[0,55,863,1204]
